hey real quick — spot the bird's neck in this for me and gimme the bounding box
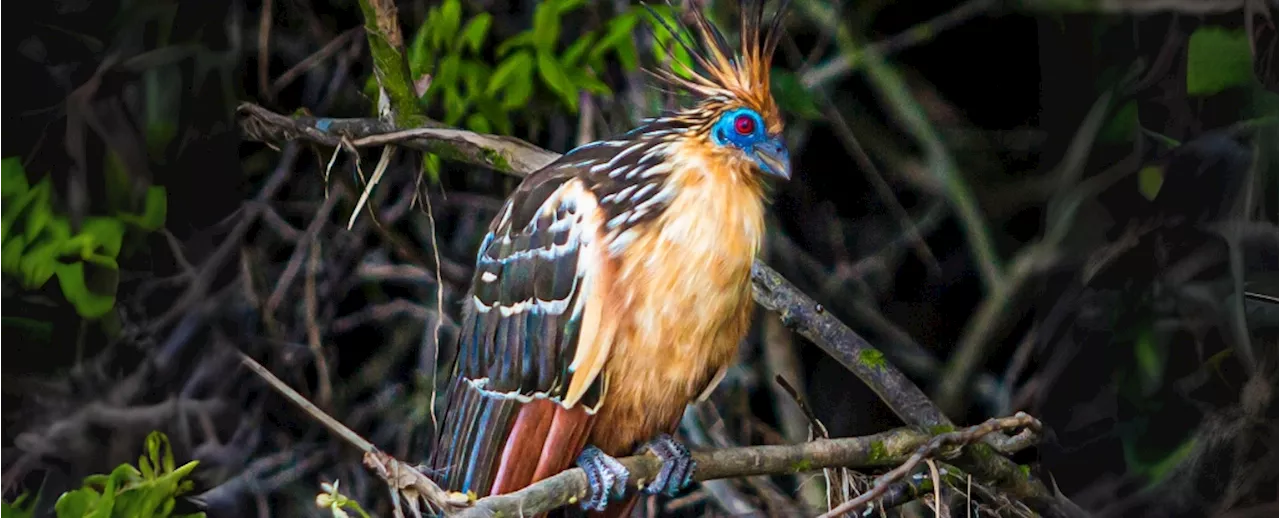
[656,138,768,261]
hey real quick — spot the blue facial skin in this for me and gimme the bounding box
[711,107,792,180]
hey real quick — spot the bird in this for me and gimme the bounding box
[427,1,791,516]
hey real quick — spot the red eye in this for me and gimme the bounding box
[733,114,756,135]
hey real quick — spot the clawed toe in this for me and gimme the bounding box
[577,445,629,511]
[637,434,695,496]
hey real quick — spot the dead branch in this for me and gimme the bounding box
[452,413,1041,518]
[235,351,470,516]
[818,413,1040,518]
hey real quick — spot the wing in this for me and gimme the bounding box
[429,172,620,498]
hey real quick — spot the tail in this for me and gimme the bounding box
[429,378,595,503]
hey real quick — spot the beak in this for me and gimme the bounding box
[753,138,792,180]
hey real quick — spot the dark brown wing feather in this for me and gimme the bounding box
[429,118,689,505]
[429,164,615,499]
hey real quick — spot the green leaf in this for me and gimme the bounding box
[487,52,533,96]
[460,14,491,54]
[138,455,155,481]
[568,68,611,96]
[465,113,492,134]
[23,200,50,244]
[460,61,489,98]
[1186,26,1253,96]
[54,261,117,319]
[590,12,640,67]
[423,153,442,184]
[80,217,126,258]
[555,0,587,13]
[436,0,463,49]
[2,176,50,244]
[1138,165,1164,201]
[437,54,462,90]
[1,235,25,277]
[139,186,167,231]
[1,157,28,199]
[611,37,639,71]
[537,50,576,111]
[54,488,101,518]
[770,69,822,120]
[104,151,132,214]
[476,98,513,135]
[532,2,560,52]
[496,31,533,56]
[443,86,468,125]
[562,33,596,67]
[1099,100,1139,143]
[1133,326,1164,392]
[19,239,61,289]
[151,431,175,475]
[2,492,37,518]
[408,15,434,77]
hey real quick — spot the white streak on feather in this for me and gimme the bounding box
[464,377,600,414]
[634,162,672,179]
[639,143,669,164]
[607,165,632,179]
[606,212,629,229]
[472,295,491,313]
[634,182,678,214]
[629,183,658,202]
[589,141,646,173]
[608,229,638,256]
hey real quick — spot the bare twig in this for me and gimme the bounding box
[272,27,362,95]
[258,0,274,101]
[237,102,560,175]
[801,0,998,88]
[934,91,1115,415]
[1008,0,1245,14]
[235,351,470,516]
[265,191,340,316]
[818,413,1041,518]
[795,0,1005,292]
[304,238,333,409]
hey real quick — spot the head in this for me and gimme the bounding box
[650,0,792,181]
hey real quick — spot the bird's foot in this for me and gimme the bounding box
[576,445,629,511]
[637,434,695,497]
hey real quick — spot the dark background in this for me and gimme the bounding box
[3,0,1277,517]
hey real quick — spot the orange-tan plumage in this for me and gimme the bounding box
[591,137,767,455]
[428,2,791,516]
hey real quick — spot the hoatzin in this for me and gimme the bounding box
[429,1,791,515]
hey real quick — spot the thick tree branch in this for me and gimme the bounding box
[453,415,1040,518]
[237,103,559,175]
[356,0,422,127]
[752,263,948,429]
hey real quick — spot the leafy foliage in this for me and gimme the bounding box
[366,0,694,135]
[0,158,166,319]
[3,432,202,518]
[314,481,371,518]
[1186,26,1255,96]
[1,492,39,518]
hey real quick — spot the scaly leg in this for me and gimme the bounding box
[576,445,629,511]
[637,434,695,497]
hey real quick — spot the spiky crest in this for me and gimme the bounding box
[645,0,790,135]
